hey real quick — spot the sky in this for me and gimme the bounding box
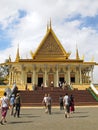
[0,0,98,82]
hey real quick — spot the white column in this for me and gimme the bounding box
[91,66,94,83]
[15,73,17,83]
[56,65,59,87]
[13,71,15,83]
[79,65,82,84]
[87,71,89,83]
[84,73,86,83]
[33,65,36,86]
[68,65,70,85]
[9,71,11,85]
[21,65,24,85]
[12,72,14,84]
[44,64,47,87]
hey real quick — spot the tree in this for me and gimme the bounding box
[0,65,9,85]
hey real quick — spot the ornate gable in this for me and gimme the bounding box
[31,25,71,61]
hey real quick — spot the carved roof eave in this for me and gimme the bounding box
[32,28,70,59]
[0,59,83,65]
[0,59,97,66]
[83,62,96,65]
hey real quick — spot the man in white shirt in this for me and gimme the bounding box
[63,93,70,118]
[42,94,48,113]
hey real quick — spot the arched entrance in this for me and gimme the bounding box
[48,73,54,87]
[38,74,43,87]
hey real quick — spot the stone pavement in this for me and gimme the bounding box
[0,106,98,130]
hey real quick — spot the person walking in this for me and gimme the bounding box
[42,93,48,113]
[10,94,15,116]
[63,93,70,118]
[14,93,21,118]
[59,95,64,110]
[47,94,52,115]
[0,92,10,125]
[69,94,75,113]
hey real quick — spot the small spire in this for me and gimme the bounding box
[9,55,11,62]
[15,44,20,62]
[91,56,94,62]
[81,54,84,60]
[50,18,52,29]
[47,22,49,32]
[30,50,35,59]
[76,44,80,60]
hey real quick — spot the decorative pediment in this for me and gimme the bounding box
[31,25,71,61]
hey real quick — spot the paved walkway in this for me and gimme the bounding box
[0,106,98,130]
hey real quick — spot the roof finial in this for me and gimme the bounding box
[76,44,80,60]
[50,18,52,29]
[15,44,20,62]
[47,22,49,32]
[9,55,11,62]
[91,56,94,62]
[82,54,84,60]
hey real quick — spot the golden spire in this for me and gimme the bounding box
[81,54,84,60]
[47,22,49,32]
[91,56,94,62]
[30,50,35,59]
[9,55,11,62]
[76,44,80,60]
[15,44,20,62]
[50,18,52,29]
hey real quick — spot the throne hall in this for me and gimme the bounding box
[1,22,98,90]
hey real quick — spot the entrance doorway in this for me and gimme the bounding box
[38,77,43,87]
[59,74,65,83]
[38,74,43,87]
[59,77,64,83]
[71,77,75,83]
[48,74,54,87]
[27,73,32,83]
[70,72,75,83]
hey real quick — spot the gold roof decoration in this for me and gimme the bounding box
[76,45,80,60]
[47,23,49,32]
[81,54,84,61]
[91,56,94,62]
[15,44,20,62]
[9,55,11,62]
[31,20,71,61]
[49,18,52,29]
[30,50,35,59]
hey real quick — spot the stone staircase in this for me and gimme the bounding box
[19,87,98,107]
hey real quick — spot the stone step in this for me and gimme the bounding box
[19,88,98,106]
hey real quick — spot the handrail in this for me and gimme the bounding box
[90,83,98,95]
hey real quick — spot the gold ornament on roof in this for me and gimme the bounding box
[91,56,94,62]
[81,54,84,60]
[30,51,35,59]
[15,44,20,62]
[9,55,11,62]
[76,44,80,60]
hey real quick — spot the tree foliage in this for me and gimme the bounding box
[0,65,9,85]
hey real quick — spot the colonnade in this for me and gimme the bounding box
[8,64,93,87]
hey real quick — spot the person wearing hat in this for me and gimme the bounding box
[14,93,21,118]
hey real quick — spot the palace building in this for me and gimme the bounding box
[1,22,98,90]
